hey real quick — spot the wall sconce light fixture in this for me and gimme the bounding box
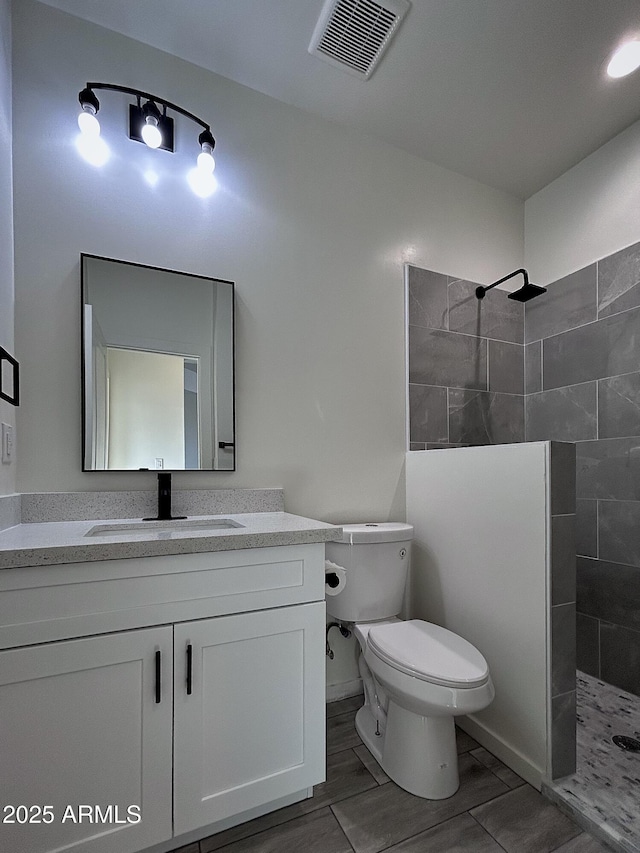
[77,83,217,196]
[475,268,546,302]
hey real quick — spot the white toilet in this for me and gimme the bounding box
[325,522,494,800]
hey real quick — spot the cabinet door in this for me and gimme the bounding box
[0,627,173,853]
[173,601,326,835]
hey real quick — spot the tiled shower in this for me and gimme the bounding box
[526,245,640,698]
[407,267,525,449]
[407,240,640,699]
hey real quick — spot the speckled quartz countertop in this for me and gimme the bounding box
[0,512,341,570]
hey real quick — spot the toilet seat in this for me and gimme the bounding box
[367,619,489,689]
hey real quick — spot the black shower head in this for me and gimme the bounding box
[476,268,546,302]
[507,282,547,302]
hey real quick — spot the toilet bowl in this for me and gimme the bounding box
[355,618,494,798]
[325,523,494,800]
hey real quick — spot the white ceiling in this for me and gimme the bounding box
[37,0,640,198]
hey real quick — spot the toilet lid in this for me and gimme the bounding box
[366,620,490,688]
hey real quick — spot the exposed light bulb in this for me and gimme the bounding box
[197,149,215,173]
[607,39,640,78]
[78,106,100,136]
[187,166,217,198]
[141,116,162,149]
[197,129,216,175]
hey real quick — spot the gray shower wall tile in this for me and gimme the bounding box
[515,242,640,699]
[426,443,469,449]
[448,278,524,343]
[552,603,576,697]
[598,372,640,439]
[597,240,640,319]
[543,305,640,390]
[551,691,577,780]
[576,437,640,501]
[598,499,640,568]
[524,264,596,344]
[526,383,597,443]
[408,384,448,444]
[577,556,640,632]
[525,341,542,394]
[576,613,599,677]
[488,340,524,394]
[550,442,577,516]
[408,326,487,390]
[575,500,597,558]
[448,389,524,445]
[600,622,640,696]
[407,266,448,330]
[551,514,576,606]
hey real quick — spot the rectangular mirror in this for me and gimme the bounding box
[81,254,235,471]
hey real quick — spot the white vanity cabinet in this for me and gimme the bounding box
[0,627,174,853]
[173,602,325,835]
[0,542,327,853]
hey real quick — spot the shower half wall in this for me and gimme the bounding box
[406,243,640,700]
[407,442,576,787]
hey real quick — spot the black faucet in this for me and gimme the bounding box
[144,472,186,521]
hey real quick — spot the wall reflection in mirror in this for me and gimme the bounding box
[81,255,235,471]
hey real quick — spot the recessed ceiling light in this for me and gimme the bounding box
[607,39,640,78]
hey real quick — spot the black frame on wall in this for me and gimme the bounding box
[0,346,19,407]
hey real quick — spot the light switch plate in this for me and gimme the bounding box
[1,423,13,464]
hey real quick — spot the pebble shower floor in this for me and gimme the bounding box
[546,671,640,852]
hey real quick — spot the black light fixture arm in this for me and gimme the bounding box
[476,268,529,299]
[81,82,213,137]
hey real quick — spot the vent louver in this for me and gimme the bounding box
[309,0,410,79]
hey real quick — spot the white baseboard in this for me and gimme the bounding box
[458,714,545,791]
[326,678,363,704]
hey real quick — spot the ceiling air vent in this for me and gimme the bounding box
[309,0,410,79]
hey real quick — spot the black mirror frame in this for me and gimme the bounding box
[80,254,236,472]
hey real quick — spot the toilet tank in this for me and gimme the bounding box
[325,522,413,623]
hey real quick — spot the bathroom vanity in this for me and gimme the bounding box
[0,506,339,853]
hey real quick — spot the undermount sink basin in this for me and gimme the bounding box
[85,518,244,537]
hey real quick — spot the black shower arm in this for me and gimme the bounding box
[476,268,529,299]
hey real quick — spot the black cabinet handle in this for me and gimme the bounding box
[218,441,235,449]
[155,650,162,704]
[186,644,193,695]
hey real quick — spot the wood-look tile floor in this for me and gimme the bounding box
[170,696,610,853]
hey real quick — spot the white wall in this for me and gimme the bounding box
[407,444,550,787]
[525,116,640,283]
[11,0,523,523]
[0,0,15,497]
